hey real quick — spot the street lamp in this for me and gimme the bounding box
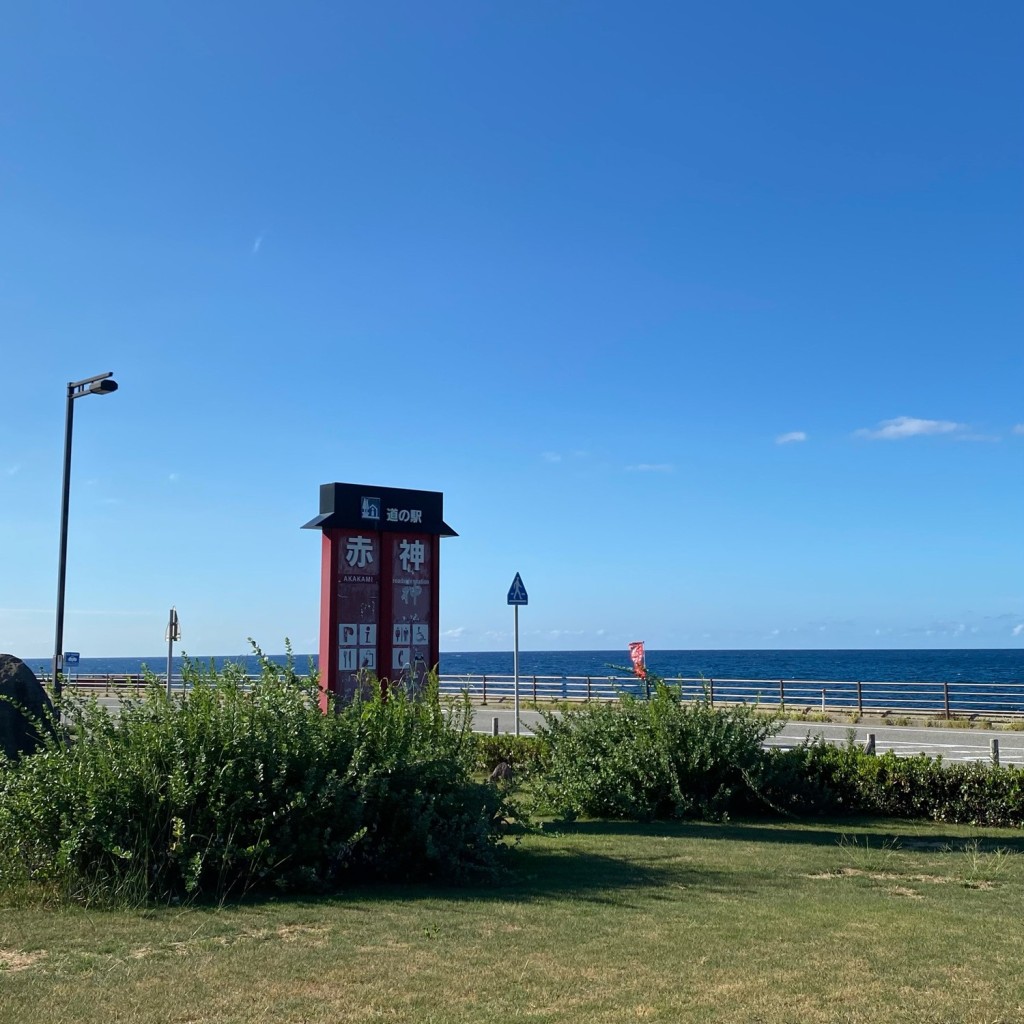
[52,371,119,697]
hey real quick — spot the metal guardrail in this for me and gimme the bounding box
[436,674,1024,719]
[50,672,1024,719]
[51,674,151,696]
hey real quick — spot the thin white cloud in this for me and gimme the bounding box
[854,416,964,440]
[252,233,264,255]
[626,463,673,473]
[775,431,807,445]
[6,464,20,476]
[1012,424,1024,436]
[543,450,590,463]
[1013,623,1024,637]
[442,626,466,639]
[168,472,180,482]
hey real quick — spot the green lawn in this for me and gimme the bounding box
[3,818,1024,1023]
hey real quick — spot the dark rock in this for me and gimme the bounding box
[0,654,55,760]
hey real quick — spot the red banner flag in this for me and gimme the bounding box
[628,641,646,679]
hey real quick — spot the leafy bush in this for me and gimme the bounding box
[768,741,1024,827]
[753,745,844,818]
[533,679,783,821]
[0,648,506,903]
[474,734,548,776]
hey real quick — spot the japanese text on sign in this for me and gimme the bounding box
[345,536,374,568]
[386,508,423,524]
[399,539,425,573]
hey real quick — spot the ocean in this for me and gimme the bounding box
[42,648,1024,684]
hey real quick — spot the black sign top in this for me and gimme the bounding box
[302,482,457,536]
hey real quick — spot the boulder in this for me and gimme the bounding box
[0,654,55,760]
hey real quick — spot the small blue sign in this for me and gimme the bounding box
[64,652,80,667]
[361,496,381,521]
[507,573,528,606]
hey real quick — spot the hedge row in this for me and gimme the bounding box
[473,682,1024,828]
[5,669,1021,907]
[765,742,1024,828]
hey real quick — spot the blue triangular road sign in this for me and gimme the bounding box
[507,572,528,606]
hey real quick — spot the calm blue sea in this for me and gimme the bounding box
[45,649,1024,684]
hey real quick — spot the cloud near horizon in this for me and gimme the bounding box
[626,463,673,473]
[854,416,964,440]
[775,431,807,444]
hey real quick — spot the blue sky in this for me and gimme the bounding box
[2,2,1022,658]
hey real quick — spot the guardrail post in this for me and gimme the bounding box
[821,688,826,713]
[481,674,487,704]
[709,678,715,707]
[779,679,785,707]
[492,716,499,737]
[532,675,537,702]
[586,675,592,701]
[991,738,1000,766]
[856,680,863,716]
[943,681,951,719]
[865,733,876,755]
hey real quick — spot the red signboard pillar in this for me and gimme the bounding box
[304,483,456,708]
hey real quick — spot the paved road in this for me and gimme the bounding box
[471,708,1024,765]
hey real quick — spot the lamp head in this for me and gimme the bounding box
[87,379,118,396]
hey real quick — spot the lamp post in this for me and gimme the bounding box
[52,371,119,698]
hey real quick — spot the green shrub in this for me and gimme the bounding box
[475,734,548,776]
[533,679,783,821]
[0,647,506,904]
[753,745,843,817]
[774,740,1024,827]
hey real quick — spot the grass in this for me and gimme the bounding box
[4,819,1024,1023]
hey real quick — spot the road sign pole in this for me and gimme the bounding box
[506,572,528,738]
[166,625,174,698]
[514,603,520,736]
[165,607,179,698]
